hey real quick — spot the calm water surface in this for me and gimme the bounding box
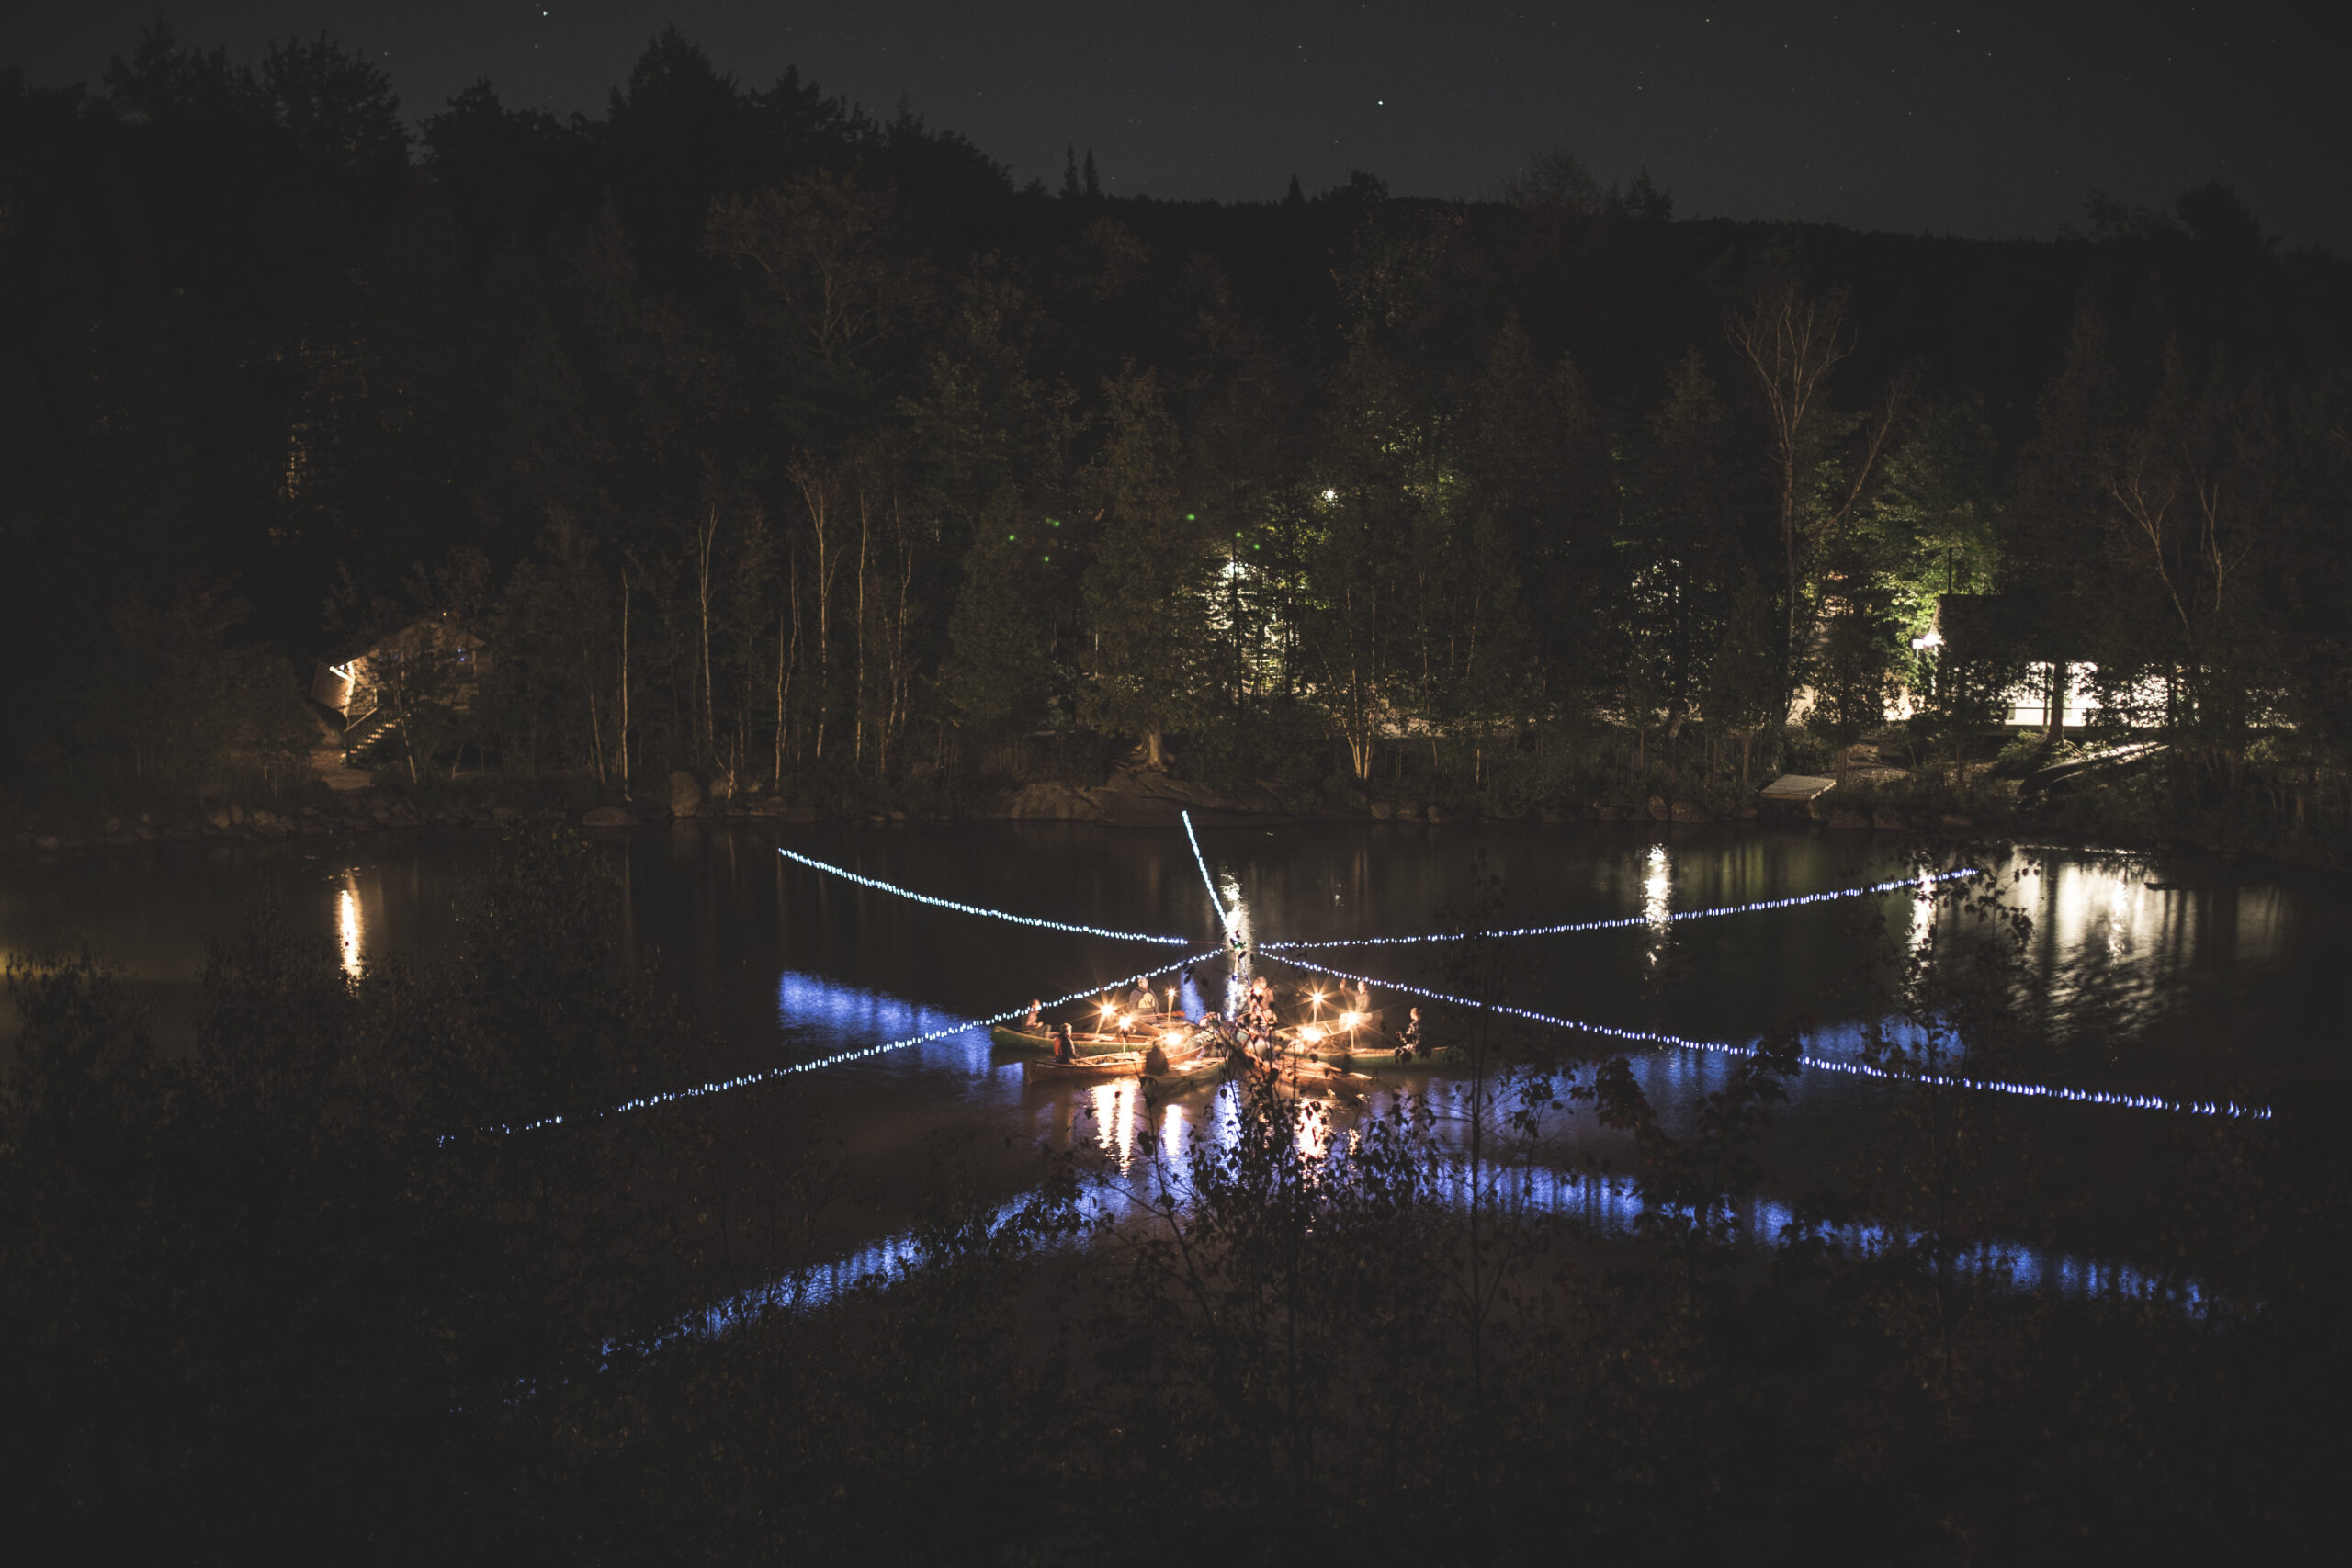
[6,820,2346,1277]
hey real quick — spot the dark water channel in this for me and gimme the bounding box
[6,819,2346,1291]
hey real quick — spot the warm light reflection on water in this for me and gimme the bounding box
[337,880,364,978]
[1643,844,1671,965]
[1091,1080,1138,1167]
[1909,870,1936,964]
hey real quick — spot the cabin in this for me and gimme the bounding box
[311,617,490,762]
[1922,593,2161,731]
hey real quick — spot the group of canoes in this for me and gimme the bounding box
[991,973,1442,1088]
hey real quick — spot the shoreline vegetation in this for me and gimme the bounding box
[6,718,2341,872]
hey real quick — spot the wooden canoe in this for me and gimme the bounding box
[1023,1044,1227,1089]
[993,1010,1192,1057]
[1272,1015,1394,1065]
[1239,1054,1380,1100]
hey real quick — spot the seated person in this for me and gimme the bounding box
[1143,1040,1170,1076]
[1052,1023,1076,1063]
[1024,998,1044,1031]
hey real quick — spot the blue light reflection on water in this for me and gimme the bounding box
[774,966,1216,1085]
[775,968,993,1078]
[671,1074,2182,1349]
[1267,952,2272,1120]
[711,960,2187,1345]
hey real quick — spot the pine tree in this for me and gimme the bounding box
[943,488,1055,734]
[1081,147,1101,199]
[1061,144,1080,199]
[1079,370,1202,769]
[1284,172,1305,208]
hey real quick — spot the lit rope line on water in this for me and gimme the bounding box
[469,950,1222,1138]
[1261,869,1983,950]
[776,846,1193,944]
[1181,810,1237,937]
[1261,953,2273,1121]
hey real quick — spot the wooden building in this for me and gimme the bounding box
[311,618,489,763]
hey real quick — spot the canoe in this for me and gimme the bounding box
[1239,1054,1380,1100]
[1272,1015,1394,1065]
[1023,1044,1227,1090]
[993,1010,1192,1057]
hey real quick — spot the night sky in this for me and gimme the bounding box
[10,2,2346,251]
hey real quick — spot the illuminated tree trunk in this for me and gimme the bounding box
[792,463,842,761]
[695,500,719,766]
[617,562,632,787]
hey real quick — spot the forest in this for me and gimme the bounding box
[4,24,2351,839]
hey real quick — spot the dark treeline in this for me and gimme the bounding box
[6,24,2352,836]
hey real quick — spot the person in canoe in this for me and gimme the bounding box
[1128,982,1156,1017]
[1143,1037,1170,1076]
[1024,998,1044,1032]
[1203,1011,1240,1056]
[1052,1023,1077,1064]
[1395,1006,1423,1062]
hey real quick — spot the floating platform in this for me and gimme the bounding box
[1758,774,1838,820]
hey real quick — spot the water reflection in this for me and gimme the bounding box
[337,879,364,978]
[775,969,995,1077]
[1909,870,1936,965]
[681,1129,2180,1346]
[1643,843,1671,968]
[8,821,2339,1308]
[1089,1080,1138,1166]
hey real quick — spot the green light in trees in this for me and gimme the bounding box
[1252,542,1261,550]
[1186,513,1196,521]
[1008,533,1017,542]
[1043,553,1051,562]
[1049,518,1060,526]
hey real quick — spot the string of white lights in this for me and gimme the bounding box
[1261,869,1982,950]
[1181,810,1237,937]
[1261,952,2273,1121]
[776,846,1193,944]
[469,950,1224,1138]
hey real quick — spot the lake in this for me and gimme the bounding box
[6,818,2343,1285]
